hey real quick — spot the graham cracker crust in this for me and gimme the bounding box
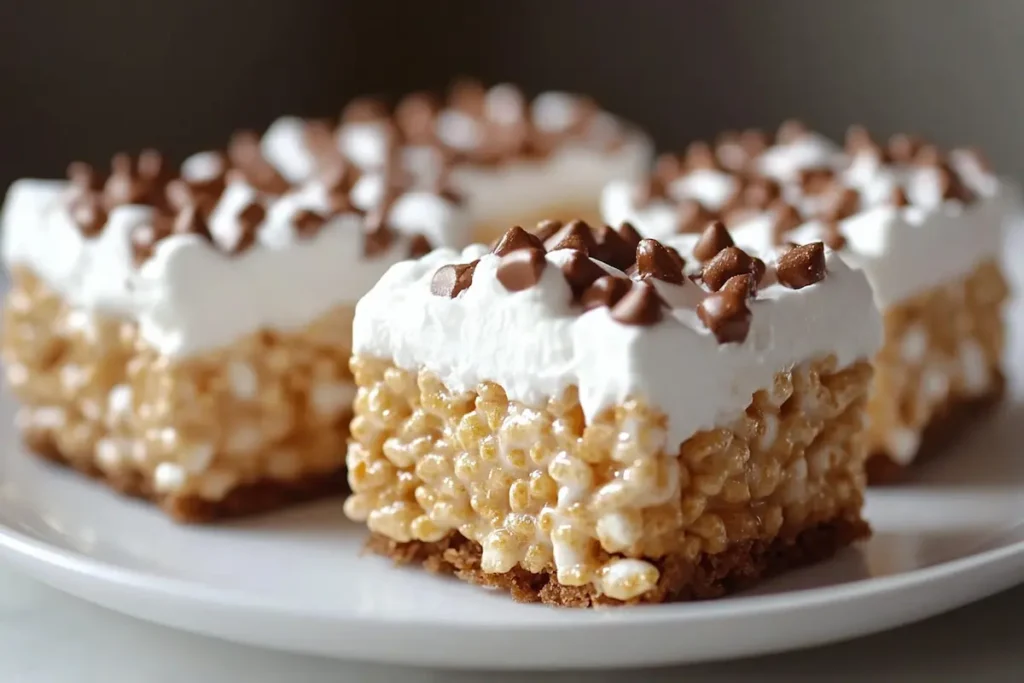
[367,513,869,607]
[867,374,1006,484]
[22,431,346,524]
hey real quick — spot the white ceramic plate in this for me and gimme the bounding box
[1,254,1024,670]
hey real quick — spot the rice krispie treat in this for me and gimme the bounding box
[1,135,468,521]
[345,221,882,605]
[602,124,1016,481]
[259,79,652,244]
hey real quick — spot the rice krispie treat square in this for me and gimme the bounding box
[602,124,1017,480]
[2,133,468,521]
[345,220,882,605]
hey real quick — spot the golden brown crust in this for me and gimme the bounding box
[367,512,869,607]
[866,372,1006,484]
[23,431,346,523]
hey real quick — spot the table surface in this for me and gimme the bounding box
[0,563,1020,683]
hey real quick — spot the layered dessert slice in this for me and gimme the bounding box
[2,136,468,521]
[345,221,882,605]
[602,124,1016,480]
[259,79,652,244]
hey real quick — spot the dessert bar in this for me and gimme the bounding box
[602,124,1015,479]
[2,134,467,521]
[345,221,882,605]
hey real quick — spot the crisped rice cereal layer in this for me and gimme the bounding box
[345,354,874,606]
[867,259,1008,480]
[2,266,354,522]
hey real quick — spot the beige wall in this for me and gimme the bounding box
[2,0,1023,186]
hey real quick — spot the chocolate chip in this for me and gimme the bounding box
[937,164,975,203]
[293,209,327,238]
[592,225,637,271]
[580,275,632,311]
[693,221,734,262]
[229,131,290,195]
[129,219,169,265]
[750,258,766,288]
[545,219,598,254]
[914,144,943,167]
[722,273,756,300]
[67,162,101,191]
[823,187,860,222]
[395,92,440,144]
[702,246,754,292]
[137,149,164,180]
[741,128,769,154]
[823,224,847,251]
[776,242,827,289]
[776,119,808,144]
[633,175,667,205]
[685,141,717,169]
[407,234,433,258]
[799,167,835,196]
[69,193,107,237]
[496,248,547,292]
[322,160,357,195]
[342,97,389,123]
[676,198,714,234]
[615,222,643,252]
[172,204,211,239]
[844,125,874,154]
[891,186,910,207]
[653,153,683,181]
[493,225,546,256]
[361,209,394,257]
[770,202,803,243]
[533,219,564,243]
[102,152,167,209]
[228,202,265,254]
[449,78,488,115]
[304,119,344,164]
[165,179,194,212]
[741,177,781,209]
[698,288,752,344]
[430,260,479,298]
[887,133,921,164]
[610,281,664,326]
[561,250,606,299]
[634,238,685,284]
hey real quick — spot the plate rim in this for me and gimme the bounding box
[1,509,1022,630]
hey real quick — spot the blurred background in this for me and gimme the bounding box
[2,0,1023,190]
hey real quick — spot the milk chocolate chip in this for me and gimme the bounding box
[776,242,826,289]
[610,281,665,326]
[492,225,545,256]
[431,260,479,298]
[496,248,547,292]
[693,221,734,262]
[635,238,685,284]
[580,275,633,311]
